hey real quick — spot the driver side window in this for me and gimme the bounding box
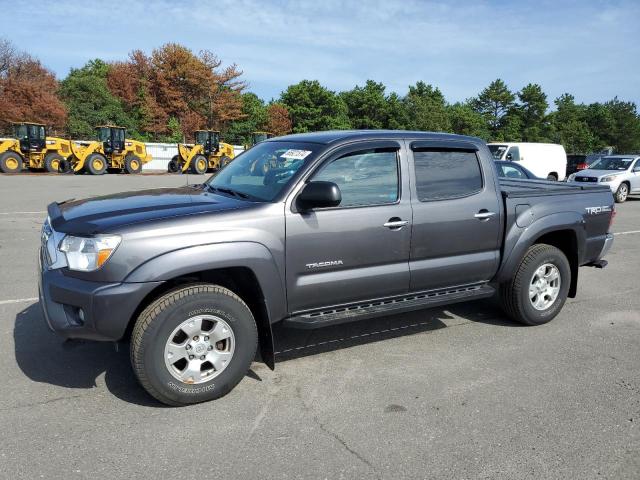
[313,149,399,207]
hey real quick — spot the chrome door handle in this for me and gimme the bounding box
[474,211,496,220]
[384,220,409,229]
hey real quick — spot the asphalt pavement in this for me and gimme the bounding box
[0,173,638,479]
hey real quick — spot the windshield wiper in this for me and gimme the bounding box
[207,184,252,200]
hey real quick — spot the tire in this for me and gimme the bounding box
[499,244,571,326]
[219,155,232,168]
[190,154,208,175]
[0,151,23,174]
[615,182,629,203]
[130,284,258,406]
[57,157,74,174]
[546,173,558,181]
[84,153,107,175]
[125,154,143,174]
[167,156,180,173]
[44,153,64,173]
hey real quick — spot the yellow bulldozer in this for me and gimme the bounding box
[0,122,72,174]
[168,130,234,174]
[63,125,151,175]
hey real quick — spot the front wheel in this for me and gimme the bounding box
[615,183,629,203]
[499,244,570,326]
[44,153,64,173]
[84,153,107,175]
[130,284,258,406]
[125,154,143,174]
[190,155,208,175]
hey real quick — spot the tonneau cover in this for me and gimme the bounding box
[499,179,609,198]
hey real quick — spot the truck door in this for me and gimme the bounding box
[407,141,502,292]
[285,141,412,313]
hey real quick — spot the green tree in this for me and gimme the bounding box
[403,81,450,132]
[515,83,549,141]
[447,102,490,139]
[280,80,350,133]
[386,92,409,129]
[60,59,137,139]
[549,94,596,154]
[341,80,390,129]
[472,79,515,140]
[595,98,640,152]
[224,92,267,144]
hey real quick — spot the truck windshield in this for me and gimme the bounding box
[589,157,633,171]
[206,141,319,202]
[488,145,507,160]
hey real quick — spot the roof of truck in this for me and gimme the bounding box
[271,130,482,145]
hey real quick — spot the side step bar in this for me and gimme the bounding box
[283,284,495,329]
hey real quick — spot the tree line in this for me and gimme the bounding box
[1,39,639,153]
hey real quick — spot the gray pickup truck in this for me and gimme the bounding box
[39,131,615,406]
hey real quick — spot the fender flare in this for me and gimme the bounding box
[125,241,286,369]
[495,211,586,288]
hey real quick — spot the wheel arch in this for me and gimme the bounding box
[496,213,585,298]
[123,242,286,369]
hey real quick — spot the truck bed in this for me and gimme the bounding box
[499,178,610,198]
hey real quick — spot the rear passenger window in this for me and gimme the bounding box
[413,149,483,201]
[313,149,399,207]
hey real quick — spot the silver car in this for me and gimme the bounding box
[568,155,640,203]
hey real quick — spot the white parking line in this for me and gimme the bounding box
[614,230,640,236]
[0,297,38,306]
[0,211,46,216]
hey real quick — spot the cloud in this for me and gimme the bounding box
[8,0,640,105]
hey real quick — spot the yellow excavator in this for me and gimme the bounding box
[63,125,151,175]
[0,122,72,174]
[168,130,235,174]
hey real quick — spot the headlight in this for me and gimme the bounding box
[59,235,121,271]
[600,175,619,182]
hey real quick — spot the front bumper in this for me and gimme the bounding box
[39,252,163,341]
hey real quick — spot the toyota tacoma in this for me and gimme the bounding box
[39,131,615,405]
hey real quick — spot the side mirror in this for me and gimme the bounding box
[506,153,513,161]
[297,181,341,211]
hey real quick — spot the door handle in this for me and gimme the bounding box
[474,211,496,220]
[384,219,409,229]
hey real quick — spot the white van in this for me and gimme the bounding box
[487,143,567,181]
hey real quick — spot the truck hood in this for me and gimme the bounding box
[48,184,254,234]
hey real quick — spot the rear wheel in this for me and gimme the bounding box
[85,153,107,175]
[44,153,64,173]
[615,183,629,203]
[499,244,570,326]
[0,151,23,174]
[130,284,258,406]
[546,173,558,181]
[125,154,143,174]
[168,155,180,173]
[190,154,208,175]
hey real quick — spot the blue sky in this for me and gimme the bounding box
[6,0,640,106]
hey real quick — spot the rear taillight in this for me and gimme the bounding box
[609,208,616,231]
[577,163,588,170]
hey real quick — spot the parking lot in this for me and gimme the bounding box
[0,173,638,479]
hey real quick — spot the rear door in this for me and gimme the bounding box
[285,140,412,313]
[407,141,502,291]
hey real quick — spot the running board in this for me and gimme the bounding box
[283,284,495,329]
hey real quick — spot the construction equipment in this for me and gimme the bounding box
[64,125,151,175]
[251,131,273,145]
[168,130,235,174]
[0,122,72,174]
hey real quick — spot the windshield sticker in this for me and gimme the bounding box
[280,149,312,160]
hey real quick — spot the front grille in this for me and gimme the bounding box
[576,176,598,182]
